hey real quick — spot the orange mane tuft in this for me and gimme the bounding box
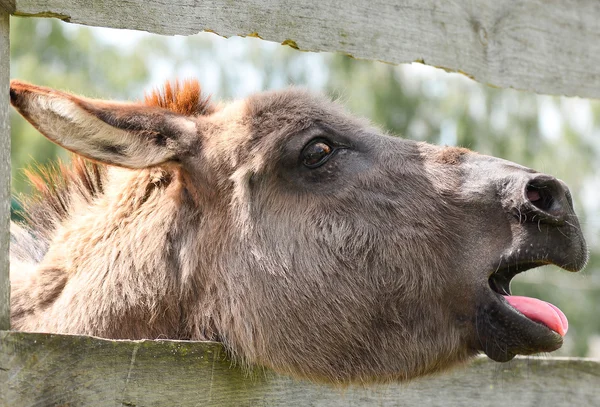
[144,79,214,116]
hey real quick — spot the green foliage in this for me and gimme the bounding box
[9,16,600,357]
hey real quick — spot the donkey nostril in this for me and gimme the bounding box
[526,183,556,214]
[517,176,571,224]
[526,188,541,203]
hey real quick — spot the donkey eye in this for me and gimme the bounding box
[302,140,334,168]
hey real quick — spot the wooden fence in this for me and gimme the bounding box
[1,1,599,406]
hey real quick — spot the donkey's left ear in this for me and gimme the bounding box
[10,80,198,168]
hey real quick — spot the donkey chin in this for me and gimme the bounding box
[8,79,588,383]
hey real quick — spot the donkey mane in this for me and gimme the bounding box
[23,157,104,231]
[144,79,215,116]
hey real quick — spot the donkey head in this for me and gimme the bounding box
[10,80,587,383]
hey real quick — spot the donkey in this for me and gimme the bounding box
[9,79,587,383]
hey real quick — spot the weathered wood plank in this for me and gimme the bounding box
[0,11,9,332]
[11,0,600,98]
[0,331,599,407]
[0,1,14,14]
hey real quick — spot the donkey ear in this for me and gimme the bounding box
[9,80,198,168]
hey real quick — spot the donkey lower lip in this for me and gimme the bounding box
[476,290,565,362]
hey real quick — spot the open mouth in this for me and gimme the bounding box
[476,257,577,362]
[488,262,568,337]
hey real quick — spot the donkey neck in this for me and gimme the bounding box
[36,166,201,338]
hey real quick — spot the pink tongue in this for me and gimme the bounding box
[505,296,568,336]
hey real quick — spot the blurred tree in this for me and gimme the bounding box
[9,16,600,357]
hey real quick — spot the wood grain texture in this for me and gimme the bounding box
[1,331,599,407]
[0,1,14,13]
[11,0,600,98]
[0,11,9,331]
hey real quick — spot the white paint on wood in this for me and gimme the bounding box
[11,0,600,98]
[0,11,9,331]
[1,332,599,406]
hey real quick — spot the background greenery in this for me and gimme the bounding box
[9,16,600,358]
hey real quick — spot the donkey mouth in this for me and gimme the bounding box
[489,261,568,334]
[477,252,585,362]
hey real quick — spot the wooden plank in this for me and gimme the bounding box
[11,0,600,98]
[0,1,14,14]
[0,331,599,407]
[0,10,9,331]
